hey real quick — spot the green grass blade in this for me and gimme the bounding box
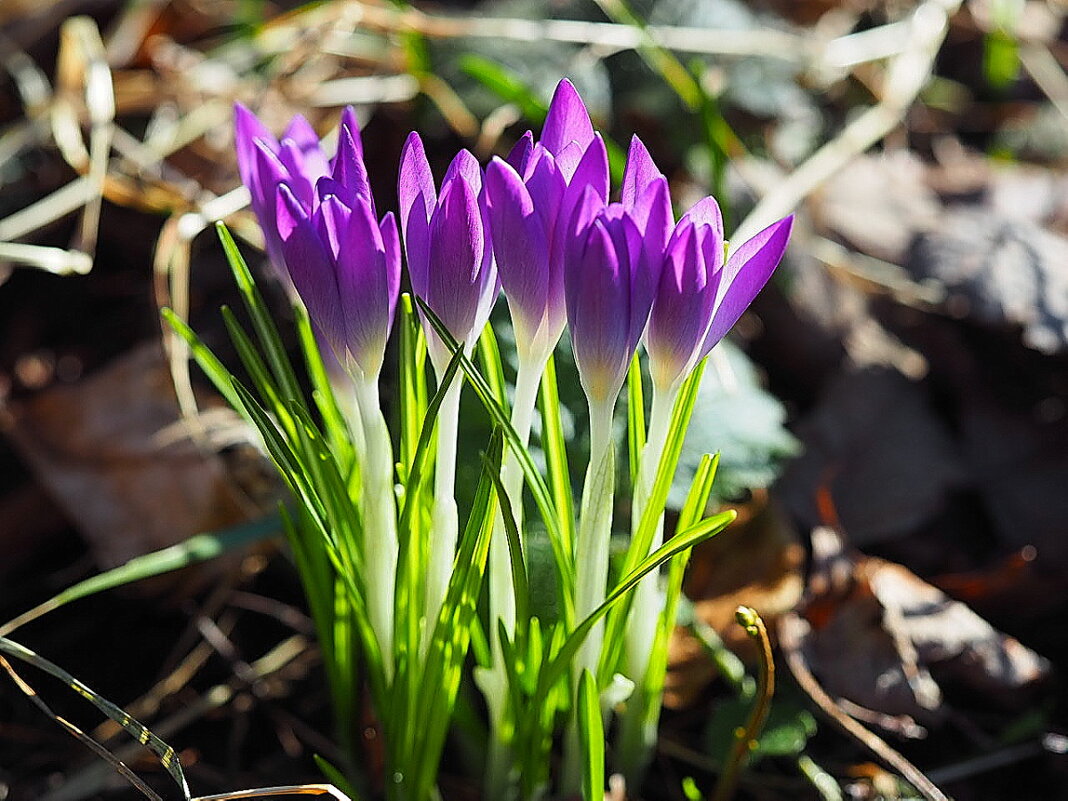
[485,449,530,635]
[161,308,242,411]
[599,361,707,678]
[627,354,646,487]
[408,429,504,801]
[1,516,278,637]
[534,508,736,710]
[478,322,507,405]
[0,637,191,799]
[215,222,304,404]
[415,298,574,621]
[538,354,575,573]
[293,302,352,460]
[577,669,605,801]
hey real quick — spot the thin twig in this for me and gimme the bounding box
[778,611,949,801]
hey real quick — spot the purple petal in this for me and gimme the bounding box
[541,79,595,157]
[567,134,609,200]
[702,214,793,353]
[282,114,330,179]
[425,178,486,343]
[337,200,390,374]
[553,141,584,182]
[380,211,402,325]
[485,158,550,341]
[679,195,724,237]
[524,147,565,233]
[398,132,436,289]
[506,130,534,173]
[338,106,364,159]
[314,194,349,260]
[251,141,292,268]
[444,148,484,196]
[647,223,720,386]
[277,139,318,208]
[234,103,276,195]
[566,218,629,402]
[631,176,673,278]
[276,185,345,357]
[621,135,663,209]
[330,124,373,209]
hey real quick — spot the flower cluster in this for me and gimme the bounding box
[233,80,792,799]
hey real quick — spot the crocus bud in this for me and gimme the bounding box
[647,204,793,391]
[564,191,651,405]
[399,133,499,369]
[274,185,401,380]
[234,103,368,276]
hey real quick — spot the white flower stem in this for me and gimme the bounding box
[425,373,463,643]
[352,375,398,681]
[619,381,680,773]
[483,356,543,795]
[574,394,618,674]
[563,393,618,794]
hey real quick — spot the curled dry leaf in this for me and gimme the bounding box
[802,526,1050,725]
[1,342,281,594]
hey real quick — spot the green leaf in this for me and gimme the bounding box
[407,429,504,801]
[0,637,191,800]
[627,353,646,486]
[534,508,736,710]
[415,298,574,622]
[577,669,605,801]
[1,516,278,637]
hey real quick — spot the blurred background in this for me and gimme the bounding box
[0,1,1066,799]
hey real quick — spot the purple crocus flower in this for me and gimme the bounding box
[274,187,401,380]
[398,132,499,368]
[484,80,610,364]
[234,104,399,378]
[234,105,369,277]
[647,204,793,390]
[564,189,656,405]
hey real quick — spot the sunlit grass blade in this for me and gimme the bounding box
[538,354,575,573]
[407,429,504,801]
[294,302,352,460]
[415,298,574,621]
[533,508,736,710]
[0,650,164,801]
[0,516,278,637]
[576,669,604,801]
[485,451,530,637]
[599,360,707,679]
[0,637,191,800]
[478,322,507,406]
[627,353,646,486]
[216,222,304,404]
[162,308,242,411]
[399,294,429,475]
[222,305,292,430]
[617,453,721,777]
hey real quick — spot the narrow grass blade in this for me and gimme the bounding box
[534,509,736,709]
[577,669,605,801]
[0,637,191,799]
[1,516,278,637]
[626,353,646,486]
[415,298,573,620]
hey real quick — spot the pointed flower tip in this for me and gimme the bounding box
[542,77,595,157]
